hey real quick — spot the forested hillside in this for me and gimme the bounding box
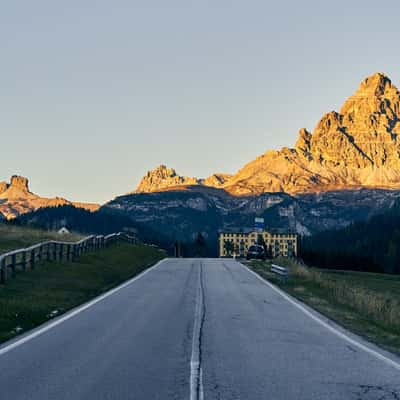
[301,200,400,274]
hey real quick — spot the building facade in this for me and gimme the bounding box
[219,229,298,258]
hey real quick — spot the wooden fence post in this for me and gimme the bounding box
[39,245,43,262]
[11,254,17,274]
[52,243,57,261]
[0,232,125,285]
[21,251,27,271]
[31,249,35,269]
[75,244,79,259]
[0,257,6,283]
[67,244,71,262]
[59,243,64,261]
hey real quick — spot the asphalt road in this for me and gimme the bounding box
[0,258,399,400]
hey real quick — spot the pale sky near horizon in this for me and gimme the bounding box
[1,0,400,203]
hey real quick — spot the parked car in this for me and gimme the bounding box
[246,245,266,260]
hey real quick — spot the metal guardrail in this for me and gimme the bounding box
[271,264,289,282]
[0,232,138,284]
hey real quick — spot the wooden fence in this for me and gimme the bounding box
[0,232,138,284]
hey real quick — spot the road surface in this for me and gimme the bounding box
[0,258,399,399]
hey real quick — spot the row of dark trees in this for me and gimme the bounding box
[174,233,208,257]
[300,199,400,275]
[12,205,173,250]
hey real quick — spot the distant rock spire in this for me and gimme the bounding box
[9,175,30,192]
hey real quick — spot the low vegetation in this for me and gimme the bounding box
[248,258,400,355]
[0,242,165,343]
[0,223,82,254]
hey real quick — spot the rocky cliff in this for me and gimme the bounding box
[136,73,400,195]
[103,185,400,256]
[0,175,99,219]
[135,165,231,193]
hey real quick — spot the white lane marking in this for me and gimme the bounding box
[0,259,168,357]
[190,263,205,400]
[199,367,204,400]
[237,261,400,372]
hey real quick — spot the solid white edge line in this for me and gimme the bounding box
[237,260,400,372]
[0,258,168,357]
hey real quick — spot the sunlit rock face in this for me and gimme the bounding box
[136,73,400,195]
[135,165,200,193]
[135,165,232,193]
[223,72,400,195]
[0,175,99,220]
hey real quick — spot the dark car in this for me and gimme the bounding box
[246,244,266,260]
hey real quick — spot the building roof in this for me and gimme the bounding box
[219,227,297,235]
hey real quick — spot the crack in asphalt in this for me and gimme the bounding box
[355,384,400,400]
[196,261,206,400]
[190,261,206,400]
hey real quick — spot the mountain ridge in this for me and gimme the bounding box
[0,175,100,220]
[135,72,400,195]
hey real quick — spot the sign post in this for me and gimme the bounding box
[254,217,264,232]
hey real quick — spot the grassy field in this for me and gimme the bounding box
[247,258,400,355]
[0,223,82,254]
[0,242,165,343]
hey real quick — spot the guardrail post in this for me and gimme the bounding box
[11,254,17,274]
[38,245,43,262]
[46,243,51,260]
[0,257,6,283]
[67,244,71,261]
[0,232,129,284]
[21,251,27,271]
[52,243,57,261]
[72,244,77,261]
[59,243,64,261]
[31,249,36,269]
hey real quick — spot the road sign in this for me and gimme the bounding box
[254,217,264,231]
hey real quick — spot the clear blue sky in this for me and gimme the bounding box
[1,0,400,203]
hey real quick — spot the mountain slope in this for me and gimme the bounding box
[224,73,400,194]
[135,165,231,193]
[0,175,99,219]
[301,198,400,274]
[102,185,400,255]
[136,73,400,195]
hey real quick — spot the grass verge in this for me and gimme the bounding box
[0,242,165,343]
[0,223,82,254]
[247,258,400,356]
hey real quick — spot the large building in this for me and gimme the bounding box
[219,228,298,258]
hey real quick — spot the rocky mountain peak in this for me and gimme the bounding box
[222,72,400,194]
[356,72,392,97]
[135,73,400,196]
[10,175,30,192]
[135,165,199,193]
[0,181,8,194]
[340,72,400,118]
[149,165,178,179]
[0,175,33,200]
[295,128,312,156]
[0,175,99,219]
[135,165,232,193]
